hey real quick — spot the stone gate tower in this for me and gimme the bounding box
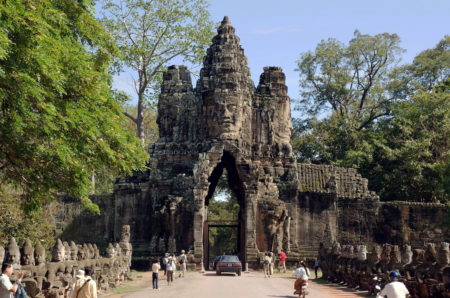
[152,16,297,265]
[113,16,379,267]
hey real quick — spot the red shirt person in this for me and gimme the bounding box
[278,251,287,273]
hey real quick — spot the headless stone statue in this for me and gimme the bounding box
[51,239,65,262]
[34,242,46,265]
[6,237,21,266]
[21,239,35,266]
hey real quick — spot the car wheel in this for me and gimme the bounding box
[237,270,241,276]
[216,270,221,275]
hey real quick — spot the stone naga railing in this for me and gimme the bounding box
[318,242,450,297]
[0,225,132,298]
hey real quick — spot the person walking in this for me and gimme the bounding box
[377,271,410,298]
[68,269,85,298]
[314,258,320,279]
[162,253,169,276]
[269,252,275,276]
[178,250,187,278]
[263,253,271,278]
[166,255,176,286]
[72,267,97,298]
[278,250,287,273]
[0,263,24,298]
[151,259,161,290]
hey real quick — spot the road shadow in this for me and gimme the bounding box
[310,279,367,297]
[266,296,297,298]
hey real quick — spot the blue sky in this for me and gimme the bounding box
[112,0,450,112]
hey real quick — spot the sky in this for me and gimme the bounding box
[112,0,450,112]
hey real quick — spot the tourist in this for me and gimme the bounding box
[72,267,97,298]
[151,259,161,290]
[0,263,24,298]
[278,250,287,273]
[162,253,169,276]
[166,255,176,286]
[377,271,410,298]
[178,250,187,278]
[292,261,309,296]
[314,258,320,278]
[269,251,275,276]
[68,269,85,298]
[263,253,271,278]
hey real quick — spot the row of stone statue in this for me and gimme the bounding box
[318,242,450,297]
[0,225,133,298]
[0,238,131,266]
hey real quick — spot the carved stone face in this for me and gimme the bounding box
[205,95,243,139]
[389,245,401,265]
[7,237,20,265]
[70,241,78,261]
[106,243,116,258]
[437,242,450,265]
[21,239,35,265]
[368,245,382,264]
[412,249,425,263]
[35,242,46,265]
[401,244,412,265]
[51,239,65,262]
[424,243,437,263]
[357,245,367,261]
[332,242,341,255]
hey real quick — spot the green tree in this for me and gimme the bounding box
[0,0,148,212]
[365,79,450,202]
[99,0,214,144]
[294,31,403,165]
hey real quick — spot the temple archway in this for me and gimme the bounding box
[202,151,246,268]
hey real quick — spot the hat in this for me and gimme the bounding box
[76,269,85,279]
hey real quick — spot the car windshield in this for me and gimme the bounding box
[220,255,240,262]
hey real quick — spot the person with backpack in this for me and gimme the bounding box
[178,250,187,278]
[166,255,176,286]
[72,267,97,298]
[162,253,169,276]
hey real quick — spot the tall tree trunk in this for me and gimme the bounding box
[136,92,145,146]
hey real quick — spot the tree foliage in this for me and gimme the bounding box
[294,34,450,203]
[0,0,148,213]
[99,0,214,143]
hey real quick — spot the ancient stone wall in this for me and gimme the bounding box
[0,226,132,298]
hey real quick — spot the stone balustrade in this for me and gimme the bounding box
[318,241,450,297]
[0,225,132,298]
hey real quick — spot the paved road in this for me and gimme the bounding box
[119,271,363,298]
